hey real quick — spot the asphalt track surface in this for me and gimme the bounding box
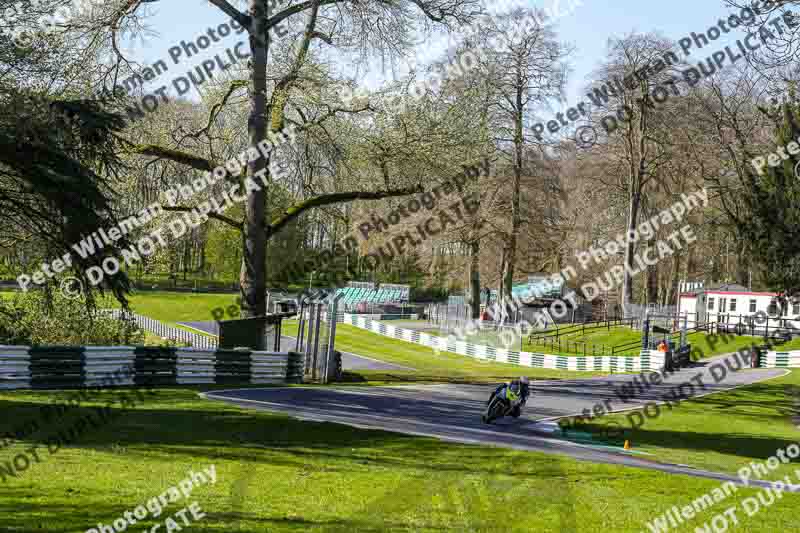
[179,321,414,372]
[205,354,797,491]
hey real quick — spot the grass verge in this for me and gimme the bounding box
[1,387,798,532]
[572,369,800,479]
[282,320,611,381]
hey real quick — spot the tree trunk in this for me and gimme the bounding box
[468,239,481,319]
[646,238,658,304]
[240,0,270,318]
[670,252,682,308]
[736,239,749,287]
[622,189,641,314]
[501,83,524,318]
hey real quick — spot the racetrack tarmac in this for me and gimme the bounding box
[205,353,795,490]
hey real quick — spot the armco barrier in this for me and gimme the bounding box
[758,349,800,368]
[83,347,136,387]
[0,346,305,389]
[103,309,218,349]
[0,346,30,390]
[342,314,667,372]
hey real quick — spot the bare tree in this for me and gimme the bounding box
[473,8,568,320]
[584,33,676,314]
[86,0,482,317]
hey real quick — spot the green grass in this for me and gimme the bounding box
[1,387,799,532]
[142,331,191,347]
[425,321,773,360]
[120,291,239,326]
[397,324,642,355]
[0,289,236,335]
[522,325,643,355]
[567,369,800,478]
[283,321,605,381]
[777,336,800,351]
[684,331,771,360]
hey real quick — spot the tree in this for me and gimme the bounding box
[473,9,568,319]
[98,0,482,318]
[724,0,800,77]
[730,95,800,301]
[0,15,134,304]
[678,64,772,290]
[584,33,676,314]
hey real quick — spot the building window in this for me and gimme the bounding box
[794,302,800,316]
[708,298,715,311]
[768,300,779,316]
[749,300,757,313]
[730,299,737,312]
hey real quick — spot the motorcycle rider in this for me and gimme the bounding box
[487,376,530,418]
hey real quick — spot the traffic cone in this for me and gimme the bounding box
[624,440,631,450]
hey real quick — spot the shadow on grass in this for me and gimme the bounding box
[572,380,799,461]
[0,388,581,533]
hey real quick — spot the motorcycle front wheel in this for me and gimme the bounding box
[483,397,506,424]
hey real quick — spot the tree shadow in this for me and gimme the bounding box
[0,389,579,533]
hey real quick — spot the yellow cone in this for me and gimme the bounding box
[624,440,631,450]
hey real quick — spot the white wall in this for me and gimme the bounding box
[683,292,800,332]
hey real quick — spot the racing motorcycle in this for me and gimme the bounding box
[481,381,524,424]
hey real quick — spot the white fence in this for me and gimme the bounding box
[759,350,800,368]
[104,309,218,349]
[342,314,666,373]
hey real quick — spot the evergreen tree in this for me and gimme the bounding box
[735,95,800,307]
[1,33,132,304]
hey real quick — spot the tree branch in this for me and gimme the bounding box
[120,137,217,172]
[286,103,373,133]
[208,0,251,28]
[163,206,242,229]
[266,184,424,238]
[180,79,249,142]
[266,0,343,29]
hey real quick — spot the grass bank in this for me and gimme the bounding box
[570,369,800,479]
[0,387,798,532]
[282,320,605,381]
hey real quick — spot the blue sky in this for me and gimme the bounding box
[124,0,748,108]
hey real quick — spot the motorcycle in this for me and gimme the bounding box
[481,384,523,424]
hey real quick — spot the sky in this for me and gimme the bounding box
[121,0,753,114]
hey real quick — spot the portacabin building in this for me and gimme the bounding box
[677,281,800,336]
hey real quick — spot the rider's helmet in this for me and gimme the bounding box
[508,380,522,395]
